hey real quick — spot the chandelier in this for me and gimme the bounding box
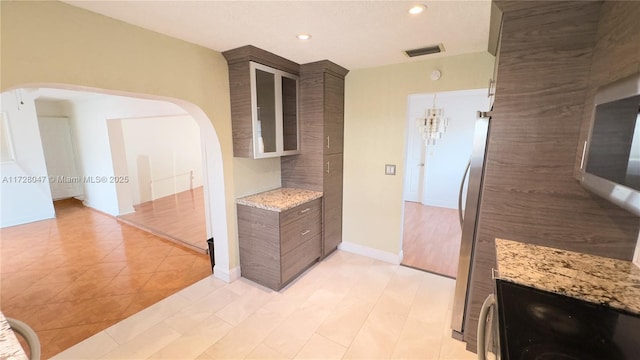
[417,93,448,146]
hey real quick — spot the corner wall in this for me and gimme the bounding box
[0,90,55,227]
[120,115,203,205]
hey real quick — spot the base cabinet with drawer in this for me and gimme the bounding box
[237,198,322,290]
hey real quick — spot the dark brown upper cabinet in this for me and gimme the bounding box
[223,46,301,158]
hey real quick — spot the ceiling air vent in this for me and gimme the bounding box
[404,43,445,58]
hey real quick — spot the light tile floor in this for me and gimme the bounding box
[53,250,476,360]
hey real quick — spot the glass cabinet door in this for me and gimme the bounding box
[254,68,277,155]
[281,75,299,152]
[250,62,300,158]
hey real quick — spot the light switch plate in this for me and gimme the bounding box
[385,164,396,175]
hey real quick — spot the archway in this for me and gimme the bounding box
[1,83,232,282]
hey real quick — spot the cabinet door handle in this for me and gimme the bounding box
[488,78,495,98]
[326,135,330,149]
[300,208,311,214]
[301,230,310,236]
[326,161,330,174]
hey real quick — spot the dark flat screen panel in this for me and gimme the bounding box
[586,95,640,190]
[496,280,640,360]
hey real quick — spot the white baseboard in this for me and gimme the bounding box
[82,201,118,217]
[0,211,55,228]
[422,199,457,209]
[338,241,403,265]
[214,265,241,283]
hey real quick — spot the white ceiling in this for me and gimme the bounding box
[61,0,492,70]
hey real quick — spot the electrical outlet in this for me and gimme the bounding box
[385,164,396,175]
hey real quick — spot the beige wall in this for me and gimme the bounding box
[233,158,281,197]
[343,52,494,255]
[0,0,276,272]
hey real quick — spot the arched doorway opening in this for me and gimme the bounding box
[0,84,231,281]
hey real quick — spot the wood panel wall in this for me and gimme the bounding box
[464,1,640,352]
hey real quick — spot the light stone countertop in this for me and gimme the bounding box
[236,188,323,212]
[495,238,640,316]
[0,311,28,360]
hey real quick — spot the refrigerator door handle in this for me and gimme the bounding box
[451,113,491,337]
[461,110,491,229]
[458,159,471,229]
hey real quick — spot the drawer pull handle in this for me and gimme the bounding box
[301,230,310,236]
[300,208,311,214]
[326,135,330,149]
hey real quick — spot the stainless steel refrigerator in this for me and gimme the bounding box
[451,111,492,339]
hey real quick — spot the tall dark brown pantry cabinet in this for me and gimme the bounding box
[281,61,349,257]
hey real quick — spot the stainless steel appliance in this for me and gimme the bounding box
[451,111,492,339]
[579,71,640,216]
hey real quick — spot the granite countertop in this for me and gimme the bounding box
[495,238,640,316]
[236,188,323,212]
[0,312,28,360]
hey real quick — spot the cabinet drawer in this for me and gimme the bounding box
[281,235,321,284]
[280,198,322,226]
[280,198,321,255]
[281,211,322,256]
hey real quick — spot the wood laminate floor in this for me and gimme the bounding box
[0,199,211,359]
[118,187,208,253]
[401,202,462,278]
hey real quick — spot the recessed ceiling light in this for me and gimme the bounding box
[409,4,427,15]
[297,34,311,40]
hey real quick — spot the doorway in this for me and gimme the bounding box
[401,89,489,278]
